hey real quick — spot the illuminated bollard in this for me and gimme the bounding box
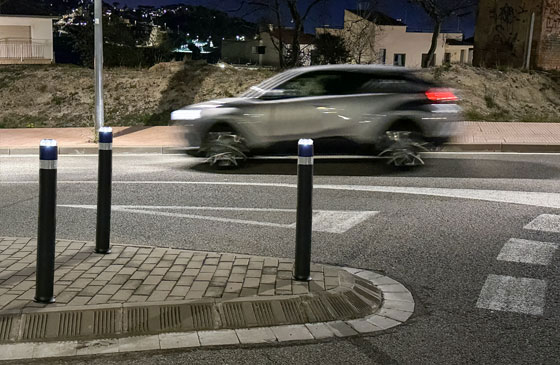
[35,139,57,304]
[294,139,313,281]
[95,127,113,254]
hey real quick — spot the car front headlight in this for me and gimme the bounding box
[170,109,202,121]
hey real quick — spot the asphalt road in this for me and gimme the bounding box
[1,153,559,365]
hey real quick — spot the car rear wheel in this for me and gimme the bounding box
[202,127,248,168]
[379,130,428,167]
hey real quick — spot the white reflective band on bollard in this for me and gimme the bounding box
[298,156,313,165]
[39,160,57,170]
[99,143,112,150]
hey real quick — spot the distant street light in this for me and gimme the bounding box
[94,0,104,132]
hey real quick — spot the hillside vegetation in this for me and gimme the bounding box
[0,62,558,129]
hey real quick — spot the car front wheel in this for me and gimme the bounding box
[201,127,248,168]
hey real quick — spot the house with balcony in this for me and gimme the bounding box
[0,15,54,65]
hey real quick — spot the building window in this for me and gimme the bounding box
[251,46,266,54]
[379,48,386,64]
[444,53,451,64]
[460,49,465,63]
[393,53,406,67]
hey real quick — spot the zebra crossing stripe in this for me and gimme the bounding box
[497,238,558,266]
[476,275,547,316]
[524,214,560,233]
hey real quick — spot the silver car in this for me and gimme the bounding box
[171,64,461,167]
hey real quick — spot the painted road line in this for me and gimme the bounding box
[58,205,378,234]
[476,274,547,316]
[524,214,560,233]
[7,180,560,210]
[497,238,558,266]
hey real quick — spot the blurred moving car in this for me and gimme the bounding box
[171,64,461,167]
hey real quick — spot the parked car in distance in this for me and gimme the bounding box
[171,64,462,167]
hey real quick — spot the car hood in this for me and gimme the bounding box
[179,97,249,110]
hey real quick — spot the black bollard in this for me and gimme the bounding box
[294,139,313,281]
[95,127,113,254]
[35,139,57,304]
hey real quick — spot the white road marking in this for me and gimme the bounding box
[476,274,547,316]
[497,238,558,266]
[7,180,560,209]
[311,210,379,234]
[524,214,560,233]
[57,205,378,234]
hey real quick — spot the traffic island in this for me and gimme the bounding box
[0,237,414,360]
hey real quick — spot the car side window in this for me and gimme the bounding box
[360,75,426,93]
[273,71,372,98]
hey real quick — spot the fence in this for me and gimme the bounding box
[0,38,52,61]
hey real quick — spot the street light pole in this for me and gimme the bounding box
[94,0,104,132]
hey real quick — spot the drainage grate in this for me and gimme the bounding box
[58,312,82,337]
[280,300,307,324]
[160,306,182,330]
[220,303,245,328]
[0,316,13,341]
[22,314,48,341]
[94,310,117,336]
[306,297,334,322]
[252,301,276,326]
[354,286,382,303]
[126,307,149,333]
[344,291,373,313]
[326,295,356,319]
[355,278,380,293]
[191,304,213,330]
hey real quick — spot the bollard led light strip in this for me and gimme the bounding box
[298,138,313,165]
[39,139,58,169]
[99,126,113,150]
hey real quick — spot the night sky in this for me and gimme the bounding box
[116,0,475,37]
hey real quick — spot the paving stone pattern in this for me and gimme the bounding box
[0,238,334,311]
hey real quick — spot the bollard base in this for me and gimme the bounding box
[95,248,111,254]
[293,274,312,282]
[34,296,55,304]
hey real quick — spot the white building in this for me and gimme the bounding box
[317,9,472,68]
[0,15,54,64]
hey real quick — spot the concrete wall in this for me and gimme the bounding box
[0,16,53,63]
[222,33,314,67]
[474,0,560,70]
[446,45,475,64]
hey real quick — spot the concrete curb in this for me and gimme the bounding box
[0,268,414,361]
[4,143,560,156]
[0,147,188,155]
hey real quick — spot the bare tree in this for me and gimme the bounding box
[343,5,384,64]
[408,0,475,67]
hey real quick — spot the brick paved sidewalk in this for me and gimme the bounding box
[0,237,415,359]
[0,238,341,310]
[2,122,560,154]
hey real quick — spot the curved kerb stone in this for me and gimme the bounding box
[0,238,414,360]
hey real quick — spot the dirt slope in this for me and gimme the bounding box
[0,62,558,128]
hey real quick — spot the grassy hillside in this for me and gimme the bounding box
[0,62,558,128]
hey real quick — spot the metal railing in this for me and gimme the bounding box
[0,38,52,61]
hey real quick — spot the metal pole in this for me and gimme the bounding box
[525,12,535,70]
[95,127,113,254]
[35,139,57,304]
[294,139,313,281]
[94,0,104,132]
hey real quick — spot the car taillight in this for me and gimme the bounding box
[425,88,458,103]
